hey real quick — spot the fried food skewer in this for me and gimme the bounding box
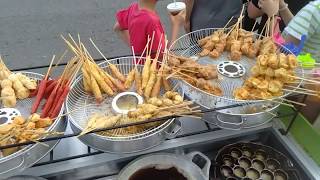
[144,34,163,98]
[151,39,168,97]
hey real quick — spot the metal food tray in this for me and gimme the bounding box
[215,142,300,179]
[67,56,183,153]
[169,28,304,129]
[0,72,67,179]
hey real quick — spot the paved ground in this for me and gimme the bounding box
[0,0,174,72]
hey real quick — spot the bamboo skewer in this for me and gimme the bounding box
[288,75,320,84]
[250,95,294,108]
[223,16,234,30]
[283,88,318,97]
[285,85,317,93]
[251,19,258,32]
[44,55,56,80]
[278,97,306,106]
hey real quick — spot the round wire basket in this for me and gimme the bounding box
[0,72,66,177]
[67,56,182,141]
[169,28,304,116]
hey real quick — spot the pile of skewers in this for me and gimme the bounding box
[233,53,318,101]
[167,54,222,96]
[0,57,37,107]
[0,113,60,157]
[198,14,278,61]
[63,33,173,102]
[31,55,82,118]
[81,91,200,137]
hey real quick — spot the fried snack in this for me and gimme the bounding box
[109,64,126,82]
[257,55,268,67]
[257,80,269,91]
[203,41,215,51]
[8,74,29,99]
[198,36,211,47]
[230,40,242,61]
[287,54,298,69]
[88,63,114,96]
[82,66,92,93]
[90,74,103,103]
[274,68,287,79]
[134,68,143,96]
[250,65,260,77]
[168,57,180,66]
[234,87,250,100]
[144,70,157,98]
[141,56,151,90]
[124,68,135,89]
[105,73,126,92]
[279,53,289,69]
[16,73,37,90]
[151,73,162,98]
[268,79,283,93]
[268,54,279,69]
[199,48,211,57]
[209,49,221,58]
[265,67,275,77]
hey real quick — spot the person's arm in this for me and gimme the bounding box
[278,0,293,25]
[247,0,264,19]
[283,2,318,46]
[184,0,194,33]
[169,10,185,46]
[113,22,130,46]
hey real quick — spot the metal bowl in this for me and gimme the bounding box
[0,72,67,178]
[67,57,183,153]
[169,28,304,129]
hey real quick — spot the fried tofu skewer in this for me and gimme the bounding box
[151,39,168,97]
[132,43,149,95]
[142,33,155,90]
[144,34,163,98]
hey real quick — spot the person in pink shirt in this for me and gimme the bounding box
[113,0,184,59]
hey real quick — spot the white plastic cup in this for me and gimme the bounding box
[167,2,186,16]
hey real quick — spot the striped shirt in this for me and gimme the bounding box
[284,0,320,62]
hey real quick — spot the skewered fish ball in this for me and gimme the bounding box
[268,53,279,69]
[287,54,298,69]
[279,53,289,69]
[234,87,250,100]
[199,48,211,57]
[268,80,283,93]
[257,55,268,67]
[251,65,260,77]
[198,36,211,47]
[209,49,221,58]
[266,67,275,77]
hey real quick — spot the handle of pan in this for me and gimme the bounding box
[164,118,182,139]
[0,156,25,176]
[186,151,211,180]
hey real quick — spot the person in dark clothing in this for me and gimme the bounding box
[184,0,242,32]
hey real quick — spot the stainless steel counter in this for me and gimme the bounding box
[14,117,319,180]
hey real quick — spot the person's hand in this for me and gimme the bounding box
[169,10,186,28]
[258,0,279,17]
[184,20,191,33]
[279,0,287,9]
